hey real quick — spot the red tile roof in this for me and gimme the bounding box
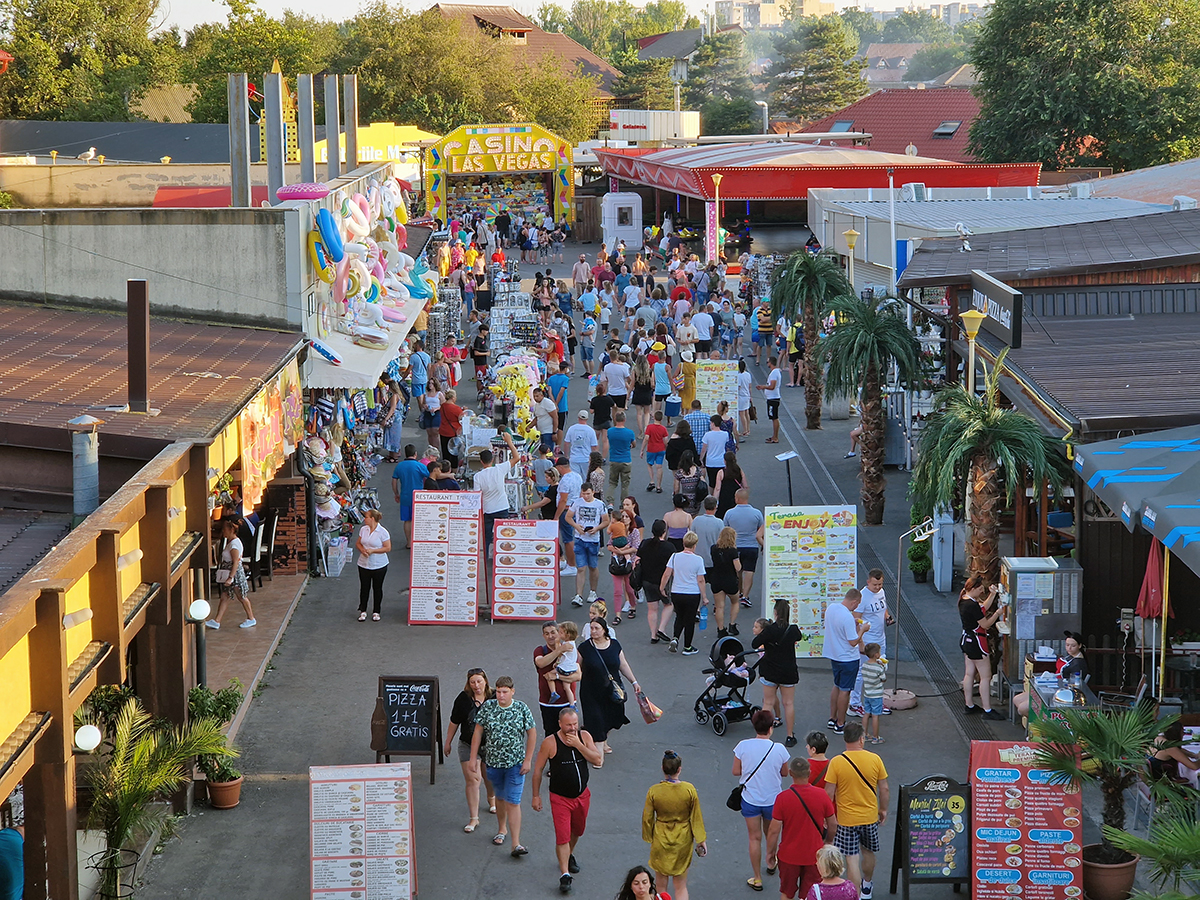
[800,87,981,163]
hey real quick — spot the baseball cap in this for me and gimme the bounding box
[578,410,589,419]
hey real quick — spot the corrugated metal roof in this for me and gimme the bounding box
[830,197,1167,233]
[0,303,303,443]
[1089,157,1200,206]
[638,141,957,169]
[898,207,1200,287]
[0,510,71,597]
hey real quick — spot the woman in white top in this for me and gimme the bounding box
[732,710,792,891]
[737,358,753,439]
[659,531,707,655]
[207,517,255,630]
[419,380,444,453]
[356,508,392,621]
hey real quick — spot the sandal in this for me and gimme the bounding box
[747,878,764,891]
[627,609,636,619]
[492,833,507,845]
[613,615,622,625]
[488,803,497,813]
[358,612,367,621]
[764,438,779,443]
[464,818,480,833]
[372,613,381,621]
[766,862,777,876]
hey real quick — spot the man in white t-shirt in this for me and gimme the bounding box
[476,431,519,561]
[564,411,598,478]
[531,387,558,453]
[850,569,893,717]
[755,356,784,444]
[692,306,715,354]
[565,483,609,607]
[823,588,870,735]
[676,313,698,356]
[553,458,583,575]
[601,355,632,408]
[572,255,591,295]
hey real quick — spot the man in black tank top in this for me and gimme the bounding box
[531,708,603,894]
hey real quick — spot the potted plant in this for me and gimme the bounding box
[188,678,245,809]
[83,696,231,897]
[1105,787,1200,900]
[1033,703,1173,900]
[908,506,933,583]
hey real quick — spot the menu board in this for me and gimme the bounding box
[763,506,857,656]
[407,490,481,625]
[889,774,971,900]
[694,359,738,412]
[970,741,1084,900]
[492,519,560,621]
[310,763,416,900]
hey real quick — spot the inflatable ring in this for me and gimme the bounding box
[364,277,381,304]
[278,182,330,201]
[315,207,345,263]
[307,232,335,283]
[310,338,342,365]
[346,267,362,299]
[381,305,407,323]
[343,196,370,237]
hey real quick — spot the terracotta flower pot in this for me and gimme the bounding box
[206,776,243,809]
[1080,845,1138,900]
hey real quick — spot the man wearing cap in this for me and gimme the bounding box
[572,255,591,296]
[555,457,582,575]
[564,411,598,479]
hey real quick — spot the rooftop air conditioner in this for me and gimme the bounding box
[900,182,927,201]
[1173,195,1198,210]
[1068,182,1092,199]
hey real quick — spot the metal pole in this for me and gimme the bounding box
[967,335,977,394]
[342,74,360,174]
[192,568,208,688]
[264,71,285,204]
[786,460,794,505]
[296,74,316,184]
[227,74,251,207]
[894,532,903,690]
[888,167,897,294]
[324,75,341,181]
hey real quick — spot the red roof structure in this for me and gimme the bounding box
[800,88,982,163]
[594,141,1039,201]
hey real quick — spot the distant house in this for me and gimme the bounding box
[862,42,927,90]
[798,87,982,162]
[432,4,623,96]
[637,25,746,83]
[929,64,978,87]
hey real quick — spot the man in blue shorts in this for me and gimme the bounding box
[547,364,572,445]
[471,675,537,857]
[722,488,764,622]
[554,458,582,576]
[391,444,429,548]
[822,589,870,735]
[409,339,431,397]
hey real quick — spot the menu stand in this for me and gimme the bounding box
[888,774,969,899]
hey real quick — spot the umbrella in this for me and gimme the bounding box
[1073,426,1200,531]
[1140,487,1200,580]
[1135,538,1165,619]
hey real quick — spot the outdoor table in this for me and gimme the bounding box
[1166,655,1200,711]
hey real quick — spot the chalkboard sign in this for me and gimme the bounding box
[889,774,970,900]
[371,676,443,784]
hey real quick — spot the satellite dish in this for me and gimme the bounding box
[905,143,918,157]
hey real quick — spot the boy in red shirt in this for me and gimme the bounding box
[641,410,669,493]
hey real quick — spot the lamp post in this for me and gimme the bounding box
[960,308,986,394]
[843,227,860,295]
[894,517,936,689]
[710,172,724,263]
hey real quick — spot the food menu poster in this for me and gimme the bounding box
[407,490,482,625]
[694,359,739,413]
[763,506,857,657]
[310,763,415,900]
[901,775,970,887]
[970,741,1084,900]
[492,519,560,621]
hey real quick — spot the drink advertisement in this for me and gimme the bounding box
[970,741,1084,900]
[407,491,482,625]
[763,506,857,656]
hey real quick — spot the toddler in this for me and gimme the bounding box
[805,845,857,900]
[861,642,888,744]
[548,620,579,704]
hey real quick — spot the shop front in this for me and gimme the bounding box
[425,123,574,226]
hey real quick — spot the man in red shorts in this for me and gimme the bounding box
[531,707,602,894]
[767,757,838,900]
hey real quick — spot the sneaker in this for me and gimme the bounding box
[832,723,845,735]
[982,709,1007,721]
[861,881,873,899]
[784,735,798,748]
[559,874,573,894]
[964,705,981,715]
[656,630,672,643]
[646,483,656,493]
[204,620,220,630]
[682,646,700,655]
[549,691,562,703]
[571,594,585,607]
[568,854,580,874]
[239,618,257,628]
[587,591,598,604]
[560,566,578,577]
[668,639,679,653]
[728,623,740,636]
[848,705,865,718]
[881,707,892,715]
[772,717,783,727]
[827,718,838,729]
[717,628,729,639]
[844,451,857,458]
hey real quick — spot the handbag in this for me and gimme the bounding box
[588,641,626,705]
[748,402,758,422]
[215,562,232,585]
[629,559,644,591]
[727,744,774,811]
[609,552,633,576]
[636,689,663,724]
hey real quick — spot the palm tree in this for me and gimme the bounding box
[819,297,922,525]
[85,696,234,896]
[911,350,1071,582]
[770,250,851,429]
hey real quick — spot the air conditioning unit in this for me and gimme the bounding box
[1173,195,1198,210]
[1068,182,1092,199]
[900,182,927,201]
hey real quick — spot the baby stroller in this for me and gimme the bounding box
[694,636,761,736]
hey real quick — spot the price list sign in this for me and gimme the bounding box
[890,774,971,899]
[970,741,1084,900]
[408,490,482,625]
[694,359,739,413]
[310,763,416,900]
[492,519,560,621]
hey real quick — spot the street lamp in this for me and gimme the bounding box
[187,568,212,687]
[843,227,860,293]
[755,100,769,134]
[893,517,936,689]
[710,172,724,263]
[960,308,987,394]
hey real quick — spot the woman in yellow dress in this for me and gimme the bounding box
[676,351,697,411]
[642,750,706,900]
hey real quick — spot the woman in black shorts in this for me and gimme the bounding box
[638,519,676,644]
[958,577,1005,719]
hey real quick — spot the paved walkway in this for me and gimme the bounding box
[138,248,1056,900]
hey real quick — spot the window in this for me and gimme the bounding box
[933,121,962,137]
[830,121,855,132]
[618,207,633,226]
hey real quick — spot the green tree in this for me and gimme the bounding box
[611,58,674,109]
[770,250,852,429]
[903,42,969,81]
[911,351,1071,582]
[509,54,602,143]
[769,16,865,122]
[535,2,571,33]
[684,31,752,106]
[819,297,923,524]
[838,7,881,54]
[970,0,1200,170]
[0,0,178,120]
[700,98,757,135]
[880,9,951,43]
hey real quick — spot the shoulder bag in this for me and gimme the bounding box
[609,551,633,577]
[787,785,824,837]
[841,752,878,795]
[726,743,774,811]
[587,640,626,706]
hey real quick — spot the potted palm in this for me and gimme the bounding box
[84,696,232,897]
[1033,703,1172,900]
[1105,789,1200,900]
[188,678,245,809]
[818,295,922,524]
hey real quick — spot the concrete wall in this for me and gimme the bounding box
[0,207,301,328]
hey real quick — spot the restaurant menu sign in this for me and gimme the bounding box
[970,741,1084,900]
[310,763,416,900]
[763,506,857,656]
[491,519,560,621]
[407,490,482,625]
[694,359,738,413]
[889,774,970,900]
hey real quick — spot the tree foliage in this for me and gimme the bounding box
[903,42,969,82]
[880,9,952,44]
[769,16,866,122]
[970,0,1200,170]
[535,0,693,63]
[700,98,757,136]
[612,58,675,110]
[684,31,753,106]
[837,7,881,55]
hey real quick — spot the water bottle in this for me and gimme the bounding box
[699,604,708,631]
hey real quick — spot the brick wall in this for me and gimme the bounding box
[268,480,309,575]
